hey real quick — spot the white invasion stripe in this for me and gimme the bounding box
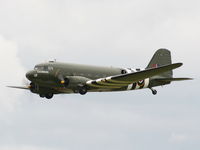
[124,68,133,90]
[96,78,103,83]
[106,77,128,83]
[144,78,149,88]
[127,84,133,90]
[106,77,112,80]
[97,81,128,86]
[87,78,128,87]
[129,68,134,72]
[87,84,121,88]
[134,78,150,90]
[86,80,93,84]
[107,79,132,84]
[124,68,132,73]
[106,68,133,84]
[96,79,127,86]
[85,79,123,88]
[135,82,140,89]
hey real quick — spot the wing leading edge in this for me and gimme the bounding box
[86,63,183,88]
[7,86,30,90]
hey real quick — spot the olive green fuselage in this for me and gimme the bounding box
[26,62,162,95]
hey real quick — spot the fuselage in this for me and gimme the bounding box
[26,61,151,95]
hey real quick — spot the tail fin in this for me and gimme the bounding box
[146,49,172,78]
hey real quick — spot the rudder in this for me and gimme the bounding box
[146,49,172,78]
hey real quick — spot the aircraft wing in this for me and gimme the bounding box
[7,86,30,90]
[154,77,193,82]
[86,63,183,88]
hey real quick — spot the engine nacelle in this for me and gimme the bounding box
[29,82,55,94]
[65,76,91,89]
[30,82,39,93]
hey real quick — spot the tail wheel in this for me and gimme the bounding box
[152,90,157,95]
[149,87,157,95]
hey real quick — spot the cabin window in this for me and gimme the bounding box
[136,68,140,71]
[121,70,127,74]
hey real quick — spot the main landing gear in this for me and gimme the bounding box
[39,93,54,99]
[149,87,157,95]
[78,85,88,95]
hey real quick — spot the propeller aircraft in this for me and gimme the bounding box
[8,49,192,99]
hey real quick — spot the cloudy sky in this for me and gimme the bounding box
[0,0,200,150]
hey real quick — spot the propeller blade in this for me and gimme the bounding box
[22,78,30,86]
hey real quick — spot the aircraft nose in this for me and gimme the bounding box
[26,70,37,80]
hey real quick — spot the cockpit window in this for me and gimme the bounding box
[34,66,53,71]
[34,66,43,71]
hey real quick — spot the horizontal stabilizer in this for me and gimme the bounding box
[112,63,183,83]
[87,63,183,88]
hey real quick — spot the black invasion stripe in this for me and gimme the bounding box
[90,82,121,89]
[91,81,97,84]
[131,83,137,90]
[105,79,130,85]
[121,86,128,91]
[91,81,106,87]
[91,81,111,87]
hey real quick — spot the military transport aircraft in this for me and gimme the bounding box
[8,49,192,99]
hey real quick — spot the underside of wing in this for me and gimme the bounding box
[86,63,183,89]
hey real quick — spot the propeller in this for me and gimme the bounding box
[22,78,30,87]
[58,74,69,87]
[7,78,31,90]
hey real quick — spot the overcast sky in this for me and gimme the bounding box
[0,0,200,150]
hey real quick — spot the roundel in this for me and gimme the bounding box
[138,80,145,87]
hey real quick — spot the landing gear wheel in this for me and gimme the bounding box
[39,94,45,98]
[78,86,87,95]
[152,89,157,95]
[45,93,54,99]
[150,88,157,95]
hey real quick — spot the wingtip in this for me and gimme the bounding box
[7,86,30,90]
[187,78,194,80]
[176,62,183,67]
